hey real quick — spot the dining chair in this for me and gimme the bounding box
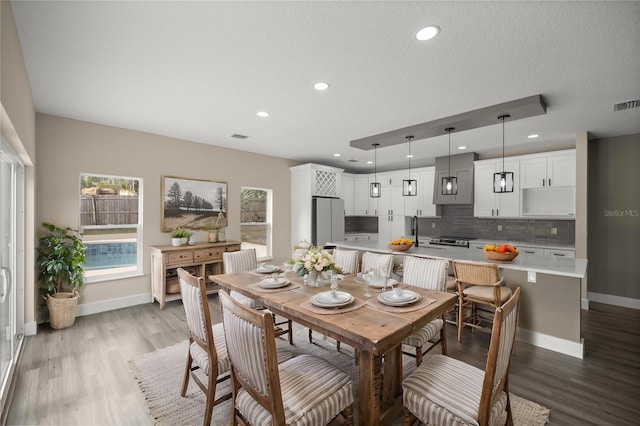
[401,255,449,365]
[360,251,394,278]
[332,248,359,275]
[452,259,513,343]
[219,290,355,425]
[177,268,231,426]
[222,248,293,345]
[402,287,521,426]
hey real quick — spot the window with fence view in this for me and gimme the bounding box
[80,174,142,281]
[240,187,272,260]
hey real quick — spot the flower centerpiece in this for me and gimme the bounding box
[293,245,342,286]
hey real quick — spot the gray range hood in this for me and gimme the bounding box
[433,152,478,204]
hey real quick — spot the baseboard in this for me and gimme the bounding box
[517,328,584,359]
[581,298,589,310]
[587,292,640,310]
[76,293,152,317]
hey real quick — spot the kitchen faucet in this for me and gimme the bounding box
[412,216,419,247]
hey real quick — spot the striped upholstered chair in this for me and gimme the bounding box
[360,251,394,278]
[223,249,293,345]
[219,290,355,426]
[177,268,231,426]
[402,287,521,426]
[401,256,450,365]
[332,249,359,275]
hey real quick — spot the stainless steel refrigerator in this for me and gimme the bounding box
[311,197,345,247]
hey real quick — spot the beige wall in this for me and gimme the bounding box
[36,114,295,315]
[1,1,37,327]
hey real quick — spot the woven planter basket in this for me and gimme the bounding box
[46,291,79,329]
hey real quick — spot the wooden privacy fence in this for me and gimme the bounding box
[80,195,139,226]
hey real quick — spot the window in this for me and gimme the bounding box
[240,187,272,261]
[79,174,143,282]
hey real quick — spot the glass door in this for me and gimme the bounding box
[0,138,24,411]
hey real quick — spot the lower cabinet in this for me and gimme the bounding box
[150,241,241,308]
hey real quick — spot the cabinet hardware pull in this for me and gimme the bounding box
[497,209,499,216]
[548,178,551,186]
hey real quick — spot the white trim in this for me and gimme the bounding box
[76,293,152,317]
[588,292,640,310]
[24,321,37,336]
[517,328,584,359]
[581,298,589,310]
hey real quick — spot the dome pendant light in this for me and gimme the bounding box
[403,135,417,196]
[370,143,381,198]
[441,127,458,195]
[493,114,514,193]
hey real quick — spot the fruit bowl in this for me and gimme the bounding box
[388,243,414,252]
[483,250,519,261]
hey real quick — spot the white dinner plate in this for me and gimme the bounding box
[258,277,290,289]
[256,265,278,273]
[378,289,420,306]
[311,291,354,308]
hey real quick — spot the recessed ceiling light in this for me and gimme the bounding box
[314,82,330,91]
[416,25,440,41]
[458,146,467,150]
[366,160,373,165]
[333,153,341,157]
[257,111,270,118]
[406,154,414,158]
[528,134,539,139]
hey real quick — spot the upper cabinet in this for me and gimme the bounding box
[354,175,378,216]
[520,151,576,188]
[474,159,520,218]
[405,167,439,217]
[433,152,477,205]
[341,173,355,216]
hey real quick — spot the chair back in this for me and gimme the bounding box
[360,252,394,278]
[223,249,257,273]
[402,256,448,291]
[452,260,502,286]
[219,290,286,422]
[178,268,216,362]
[478,287,521,425]
[333,249,359,274]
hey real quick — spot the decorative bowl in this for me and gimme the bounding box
[388,243,413,252]
[483,250,519,261]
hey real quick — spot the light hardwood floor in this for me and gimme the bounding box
[6,298,640,425]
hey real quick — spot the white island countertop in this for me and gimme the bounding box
[330,240,587,279]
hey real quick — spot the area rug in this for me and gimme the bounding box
[130,334,550,425]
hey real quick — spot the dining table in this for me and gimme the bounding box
[210,270,457,425]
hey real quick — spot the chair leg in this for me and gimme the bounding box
[308,328,313,343]
[336,340,341,351]
[415,346,423,367]
[457,293,465,343]
[180,352,193,397]
[402,405,416,426]
[341,403,354,426]
[203,371,216,426]
[287,320,293,345]
[440,315,448,356]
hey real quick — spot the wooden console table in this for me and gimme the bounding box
[150,241,241,308]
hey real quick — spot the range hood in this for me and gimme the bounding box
[433,152,478,205]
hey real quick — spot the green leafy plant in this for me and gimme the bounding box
[36,222,86,295]
[171,227,191,238]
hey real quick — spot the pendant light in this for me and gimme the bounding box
[441,127,458,195]
[403,135,417,196]
[370,143,381,198]
[493,114,514,193]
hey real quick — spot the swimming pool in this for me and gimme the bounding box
[84,241,137,270]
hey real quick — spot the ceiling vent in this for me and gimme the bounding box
[231,133,249,139]
[613,99,640,112]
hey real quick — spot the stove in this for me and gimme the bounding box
[428,236,476,248]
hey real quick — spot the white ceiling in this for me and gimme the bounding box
[10,1,640,173]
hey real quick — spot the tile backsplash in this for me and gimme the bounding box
[417,204,575,246]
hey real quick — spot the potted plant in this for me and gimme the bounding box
[171,227,190,246]
[206,226,220,243]
[36,222,86,329]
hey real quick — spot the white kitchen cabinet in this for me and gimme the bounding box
[378,215,408,243]
[405,167,438,217]
[378,173,405,217]
[544,248,575,258]
[517,246,545,256]
[341,173,355,216]
[520,150,575,189]
[474,159,520,218]
[354,175,378,215]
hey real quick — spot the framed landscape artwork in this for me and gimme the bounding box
[161,175,227,232]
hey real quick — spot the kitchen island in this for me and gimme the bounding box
[331,240,588,358]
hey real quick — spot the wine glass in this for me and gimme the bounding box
[330,274,339,295]
[363,270,372,298]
